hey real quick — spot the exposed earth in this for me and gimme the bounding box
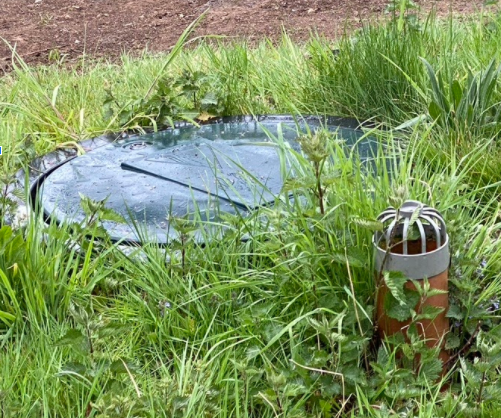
[0,0,489,72]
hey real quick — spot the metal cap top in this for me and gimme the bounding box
[398,200,423,218]
[374,200,448,255]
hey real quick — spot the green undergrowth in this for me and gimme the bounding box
[2,3,501,417]
[1,133,501,417]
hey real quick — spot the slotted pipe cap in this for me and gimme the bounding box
[373,200,450,280]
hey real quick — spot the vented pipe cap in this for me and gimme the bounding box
[373,200,450,280]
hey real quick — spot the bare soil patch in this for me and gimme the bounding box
[0,0,487,72]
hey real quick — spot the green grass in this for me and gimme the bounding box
[2,6,501,417]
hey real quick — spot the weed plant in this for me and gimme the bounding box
[1,5,501,418]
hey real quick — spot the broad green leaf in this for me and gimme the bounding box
[423,288,448,298]
[418,358,443,382]
[473,360,491,373]
[446,304,464,320]
[79,193,102,216]
[428,101,443,122]
[246,346,261,361]
[377,346,390,365]
[384,289,420,322]
[98,207,126,224]
[307,317,329,335]
[341,364,366,385]
[283,383,308,397]
[200,91,218,106]
[319,375,342,397]
[309,350,329,368]
[60,362,87,375]
[445,334,460,350]
[331,248,367,268]
[384,270,408,305]
[109,360,138,374]
[415,305,444,320]
[385,296,413,321]
[267,372,286,388]
[55,329,86,346]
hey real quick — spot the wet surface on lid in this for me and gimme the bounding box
[38,117,375,244]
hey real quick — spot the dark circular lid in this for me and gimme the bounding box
[34,115,378,244]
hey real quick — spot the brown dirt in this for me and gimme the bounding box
[0,0,488,73]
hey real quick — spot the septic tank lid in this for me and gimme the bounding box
[29,115,378,245]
